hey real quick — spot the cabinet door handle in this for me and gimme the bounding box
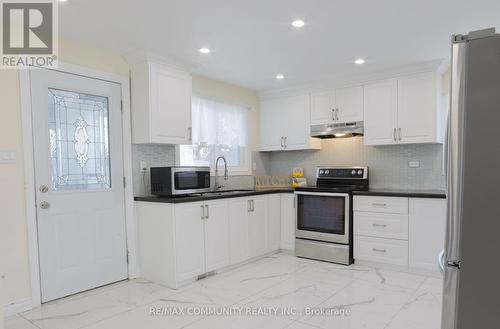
[248,200,251,212]
[332,109,335,121]
[372,248,387,253]
[398,128,402,142]
[284,137,287,148]
[252,200,255,212]
[335,108,339,121]
[205,205,209,219]
[393,128,397,142]
[187,127,192,142]
[371,202,387,207]
[280,137,284,148]
[372,223,387,228]
[201,205,205,219]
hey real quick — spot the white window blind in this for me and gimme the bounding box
[179,97,250,172]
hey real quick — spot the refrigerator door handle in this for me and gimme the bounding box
[438,249,445,274]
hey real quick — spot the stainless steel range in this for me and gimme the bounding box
[294,166,369,265]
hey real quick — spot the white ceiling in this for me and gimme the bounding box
[59,0,500,92]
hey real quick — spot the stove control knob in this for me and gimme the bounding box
[357,170,363,176]
[325,170,330,174]
[319,170,324,175]
[351,170,356,175]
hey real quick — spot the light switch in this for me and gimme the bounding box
[0,150,16,164]
[409,161,420,168]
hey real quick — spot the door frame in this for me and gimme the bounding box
[20,62,138,308]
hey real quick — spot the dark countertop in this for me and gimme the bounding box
[134,188,294,204]
[352,189,446,199]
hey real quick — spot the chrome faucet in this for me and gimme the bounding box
[214,155,228,190]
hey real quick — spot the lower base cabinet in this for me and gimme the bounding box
[137,193,294,289]
[173,202,206,282]
[267,194,282,252]
[409,198,446,270]
[248,196,269,258]
[354,236,409,266]
[202,201,230,272]
[280,194,296,251]
[228,198,249,265]
[354,196,446,272]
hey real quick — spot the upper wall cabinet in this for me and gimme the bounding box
[364,72,445,146]
[363,80,399,145]
[310,85,364,125]
[260,94,321,151]
[131,61,192,144]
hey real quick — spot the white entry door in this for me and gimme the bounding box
[30,68,128,303]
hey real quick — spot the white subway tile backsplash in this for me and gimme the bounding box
[266,137,445,190]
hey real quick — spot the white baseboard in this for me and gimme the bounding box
[3,299,33,317]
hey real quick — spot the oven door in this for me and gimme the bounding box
[295,191,350,244]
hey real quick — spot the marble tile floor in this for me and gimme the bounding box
[6,253,443,329]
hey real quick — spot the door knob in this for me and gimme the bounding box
[39,185,49,193]
[40,201,50,209]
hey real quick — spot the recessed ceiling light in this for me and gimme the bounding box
[291,20,305,28]
[354,58,366,65]
[59,0,68,2]
[276,74,285,80]
[199,48,211,54]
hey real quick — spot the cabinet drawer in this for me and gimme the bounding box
[353,196,408,214]
[354,211,408,240]
[354,236,408,265]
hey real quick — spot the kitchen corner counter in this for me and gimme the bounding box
[352,189,446,199]
[134,188,294,204]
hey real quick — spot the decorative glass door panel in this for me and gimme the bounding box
[48,88,111,190]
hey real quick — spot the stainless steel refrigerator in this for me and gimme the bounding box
[440,28,500,329]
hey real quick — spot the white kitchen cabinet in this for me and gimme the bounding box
[335,85,364,123]
[280,194,296,251]
[260,98,284,151]
[228,198,249,264]
[267,194,282,252]
[130,61,192,144]
[409,198,446,271]
[248,196,268,258]
[353,195,446,272]
[203,200,230,272]
[260,95,321,151]
[354,211,409,240]
[310,91,335,125]
[354,235,409,266]
[228,196,269,263]
[363,79,399,145]
[310,86,363,126]
[397,73,442,144]
[137,193,288,289]
[173,202,206,281]
[364,72,445,146]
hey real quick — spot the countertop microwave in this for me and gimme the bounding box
[150,166,211,196]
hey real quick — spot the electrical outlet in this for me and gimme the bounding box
[140,161,148,172]
[409,161,420,168]
[0,149,16,164]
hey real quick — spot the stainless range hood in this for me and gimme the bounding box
[311,121,364,139]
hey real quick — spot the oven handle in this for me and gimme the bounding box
[294,191,350,198]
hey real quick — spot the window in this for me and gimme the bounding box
[179,97,250,174]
